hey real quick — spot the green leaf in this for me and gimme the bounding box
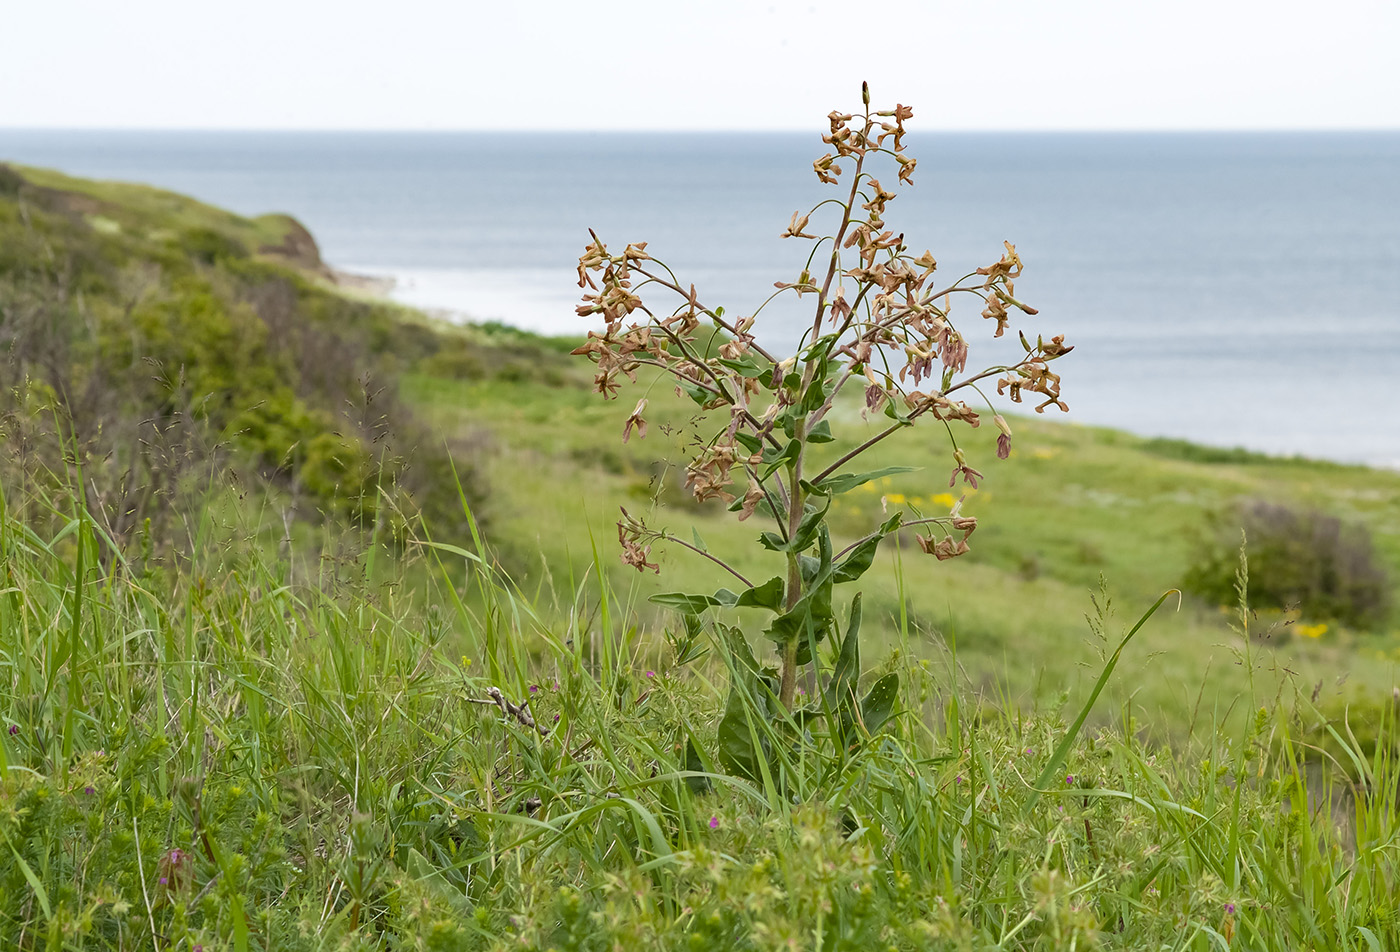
[882,398,913,425]
[789,500,830,553]
[649,592,721,615]
[832,513,903,584]
[679,379,711,406]
[691,527,708,553]
[829,594,862,708]
[807,419,835,443]
[860,673,900,736]
[759,531,786,552]
[815,466,919,496]
[761,439,801,480]
[718,355,769,378]
[734,432,762,453]
[684,734,713,795]
[716,627,776,782]
[734,576,786,612]
[766,527,835,653]
[713,588,739,607]
[729,493,781,521]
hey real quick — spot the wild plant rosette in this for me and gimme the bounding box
[572,85,1073,776]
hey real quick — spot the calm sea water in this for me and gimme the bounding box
[3,130,1397,467]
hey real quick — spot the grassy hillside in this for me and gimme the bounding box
[405,361,1400,729]
[2,166,1399,949]
[0,162,540,557]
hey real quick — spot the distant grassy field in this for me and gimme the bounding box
[402,360,1400,731]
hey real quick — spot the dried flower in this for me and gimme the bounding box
[617,508,660,574]
[622,398,648,443]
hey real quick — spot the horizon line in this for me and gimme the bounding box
[3,125,1399,136]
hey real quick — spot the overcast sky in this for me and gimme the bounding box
[4,0,1397,131]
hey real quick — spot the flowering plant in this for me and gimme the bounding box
[573,85,1071,774]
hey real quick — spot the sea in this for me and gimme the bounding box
[2,130,1397,468]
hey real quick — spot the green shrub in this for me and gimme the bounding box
[179,226,250,264]
[1185,499,1392,629]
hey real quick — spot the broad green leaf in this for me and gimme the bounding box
[882,398,913,425]
[759,531,786,552]
[789,500,830,553]
[690,527,708,553]
[762,438,800,466]
[734,432,762,453]
[716,626,775,782]
[807,419,835,443]
[684,734,713,795]
[649,592,721,615]
[678,379,711,406]
[860,673,900,736]
[761,439,801,480]
[718,355,769,378]
[816,466,919,496]
[766,528,835,653]
[800,376,829,412]
[828,594,863,708]
[832,513,902,584]
[734,576,786,612]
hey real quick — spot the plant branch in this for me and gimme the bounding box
[659,531,753,588]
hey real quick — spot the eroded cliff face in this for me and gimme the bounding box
[256,212,331,276]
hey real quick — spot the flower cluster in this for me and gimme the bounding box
[571,85,1071,597]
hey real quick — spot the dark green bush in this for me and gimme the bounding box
[179,226,250,264]
[1185,499,1392,629]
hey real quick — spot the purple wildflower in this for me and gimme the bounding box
[708,816,719,830]
[1065,775,1074,785]
[552,713,560,723]
[159,877,168,886]
[529,685,539,694]
[7,725,16,735]
[645,670,655,679]
[955,774,963,785]
[1225,902,1236,915]
[84,785,95,796]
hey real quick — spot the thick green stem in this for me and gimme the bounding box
[779,632,799,710]
[779,421,807,710]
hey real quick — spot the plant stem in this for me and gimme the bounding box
[779,419,807,710]
[779,633,799,711]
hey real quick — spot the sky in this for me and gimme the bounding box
[3,0,1398,131]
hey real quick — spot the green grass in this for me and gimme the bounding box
[3,484,1399,949]
[400,367,1400,730]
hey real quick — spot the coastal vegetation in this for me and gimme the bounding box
[2,96,1399,950]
